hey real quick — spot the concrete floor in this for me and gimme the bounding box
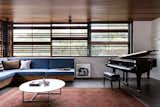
[0,78,160,107]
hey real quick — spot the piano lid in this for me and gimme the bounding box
[119,51,149,58]
[109,58,136,64]
[119,50,157,58]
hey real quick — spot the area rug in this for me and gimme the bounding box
[0,88,146,107]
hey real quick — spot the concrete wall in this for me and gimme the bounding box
[152,18,160,50]
[133,21,152,52]
[150,18,160,80]
[74,57,127,78]
[75,57,108,78]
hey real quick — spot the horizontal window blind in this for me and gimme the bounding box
[14,45,50,56]
[13,24,51,56]
[52,40,88,56]
[12,23,130,57]
[52,24,88,56]
[91,23,129,56]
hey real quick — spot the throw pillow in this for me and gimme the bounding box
[0,64,3,71]
[0,58,8,71]
[20,60,31,70]
[2,60,20,70]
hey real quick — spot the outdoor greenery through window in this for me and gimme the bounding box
[51,24,88,56]
[13,24,51,56]
[13,23,131,56]
[91,23,129,56]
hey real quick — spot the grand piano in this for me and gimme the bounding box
[106,50,157,92]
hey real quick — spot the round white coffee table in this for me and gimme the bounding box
[19,79,65,102]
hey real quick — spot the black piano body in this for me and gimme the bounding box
[106,50,157,91]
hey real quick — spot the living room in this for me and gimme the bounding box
[0,0,160,107]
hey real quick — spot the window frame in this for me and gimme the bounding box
[12,22,132,57]
[0,22,3,57]
[13,24,52,57]
[51,23,88,56]
[90,21,132,57]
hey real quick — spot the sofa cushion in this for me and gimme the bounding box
[0,70,16,81]
[49,59,74,69]
[2,60,20,70]
[16,69,47,76]
[30,59,49,69]
[46,69,75,76]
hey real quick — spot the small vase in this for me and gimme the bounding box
[43,78,49,86]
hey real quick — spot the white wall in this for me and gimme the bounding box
[150,18,160,80]
[75,57,108,78]
[151,18,160,50]
[130,20,160,80]
[75,57,127,78]
[133,21,152,52]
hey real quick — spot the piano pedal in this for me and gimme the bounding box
[121,80,129,86]
[121,81,142,93]
[136,89,142,93]
[121,85,142,93]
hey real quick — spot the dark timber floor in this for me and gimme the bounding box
[0,78,160,107]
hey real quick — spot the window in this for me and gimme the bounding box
[91,23,129,56]
[51,24,88,56]
[12,22,131,57]
[13,23,88,56]
[13,24,51,56]
[0,22,3,57]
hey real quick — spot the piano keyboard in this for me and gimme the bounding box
[106,64,135,71]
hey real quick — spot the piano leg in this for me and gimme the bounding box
[123,72,125,81]
[103,77,105,87]
[113,68,116,73]
[119,79,121,89]
[147,71,150,79]
[136,73,142,92]
[111,81,113,89]
[126,72,129,86]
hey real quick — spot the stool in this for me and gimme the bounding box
[104,71,120,88]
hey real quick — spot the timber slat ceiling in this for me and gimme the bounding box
[0,0,160,22]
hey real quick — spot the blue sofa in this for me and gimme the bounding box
[0,57,75,89]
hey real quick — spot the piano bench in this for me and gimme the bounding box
[104,71,120,89]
